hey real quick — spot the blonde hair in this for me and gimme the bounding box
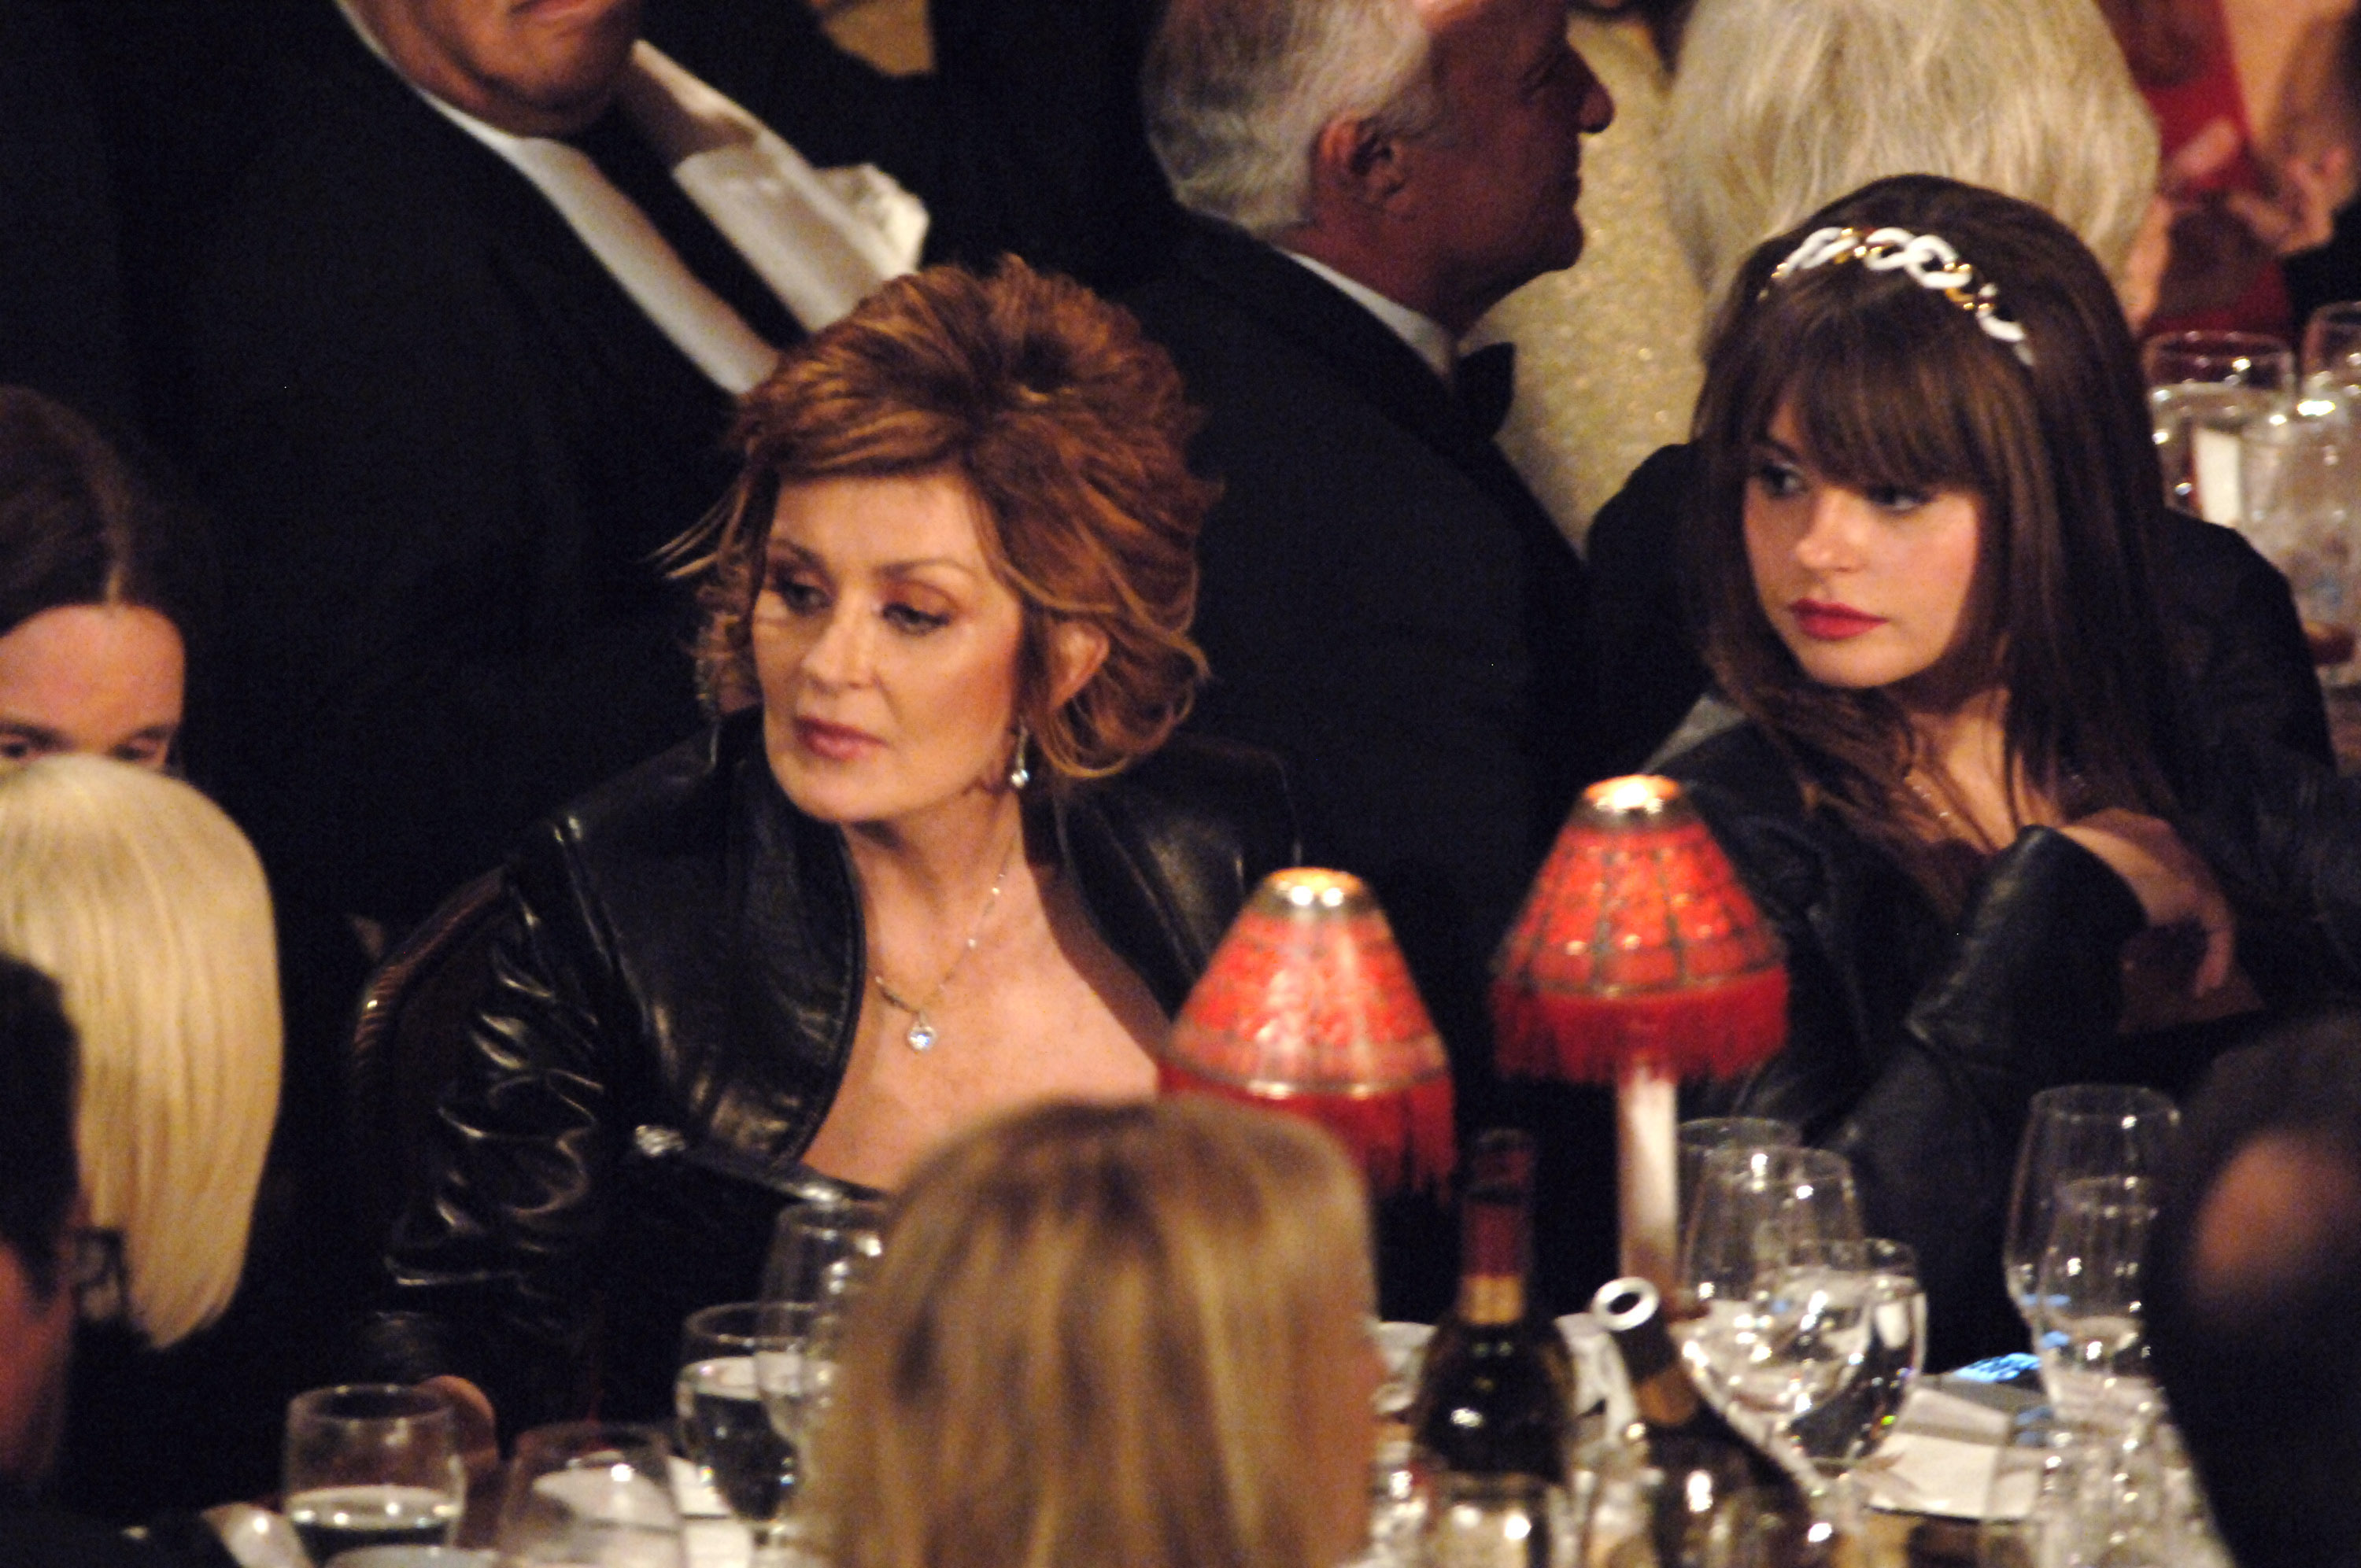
[807,1098,1375,1568]
[0,756,280,1347]
[1665,0,2160,313]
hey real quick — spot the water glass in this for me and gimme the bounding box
[281,1385,465,1564]
[2241,403,2361,679]
[2142,331,2295,521]
[677,1303,798,1544]
[494,1422,686,1568]
[2002,1086,2178,1341]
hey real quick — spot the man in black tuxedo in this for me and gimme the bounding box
[1127,0,1616,1313]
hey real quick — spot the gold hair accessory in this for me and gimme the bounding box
[1767,225,2035,367]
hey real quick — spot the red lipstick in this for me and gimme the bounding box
[794,717,881,762]
[1790,600,1886,640]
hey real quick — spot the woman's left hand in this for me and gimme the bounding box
[2060,809,2235,996]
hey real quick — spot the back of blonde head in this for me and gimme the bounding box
[0,756,280,1347]
[1665,0,2160,312]
[809,1098,1374,1568]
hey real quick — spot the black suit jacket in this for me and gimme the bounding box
[187,22,738,929]
[1125,222,1615,1312]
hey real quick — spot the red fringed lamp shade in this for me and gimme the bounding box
[1493,776,1788,1083]
[1162,869,1456,1197]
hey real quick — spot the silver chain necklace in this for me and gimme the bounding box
[870,828,1019,1052]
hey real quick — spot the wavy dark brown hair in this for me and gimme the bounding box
[679,259,1216,789]
[1688,175,2183,909]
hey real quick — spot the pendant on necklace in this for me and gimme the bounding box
[906,1017,937,1052]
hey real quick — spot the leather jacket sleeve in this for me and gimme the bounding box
[1679,737,2146,1364]
[357,824,633,1431]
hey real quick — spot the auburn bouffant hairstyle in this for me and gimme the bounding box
[684,259,1216,788]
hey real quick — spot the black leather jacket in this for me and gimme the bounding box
[1668,723,2361,1368]
[360,714,1299,1431]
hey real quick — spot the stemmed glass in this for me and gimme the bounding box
[2034,1176,2160,1432]
[1789,1239,1926,1484]
[281,1384,467,1563]
[1677,1116,1801,1228]
[495,1422,687,1568]
[2302,301,2361,400]
[677,1303,799,1551]
[755,1197,885,1510]
[1677,1146,1868,1513]
[2003,1086,2178,1358]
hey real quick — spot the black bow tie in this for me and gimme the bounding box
[1455,341,1517,438]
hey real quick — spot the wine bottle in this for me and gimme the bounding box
[1408,1129,1575,1489]
[1591,1276,1802,1568]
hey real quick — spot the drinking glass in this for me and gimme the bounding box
[2142,331,2295,521]
[2303,301,2361,400]
[1420,1472,1564,1568]
[677,1303,798,1547]
[2034,1175,2159,1432]
[1677,1146,1867,1501]
[1676,1117,1801,1234]
[756,1198,885,1484]
[1788,1238,1925,1479]
[281,1384,466,1564]
[494,1422,686,1568]
[2241,404,2361,681]
[2002,1085,2178,1342]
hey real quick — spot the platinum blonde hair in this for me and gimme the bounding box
[1665,0,2160,313]
[1145,0,1436,237]
[0,756,280,1348]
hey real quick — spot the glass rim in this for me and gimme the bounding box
[287,1383,454,1426]
[2027,1083,2178,1122]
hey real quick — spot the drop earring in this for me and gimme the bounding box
[1007,721,1031,791]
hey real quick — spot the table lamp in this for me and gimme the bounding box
[1162,869,1455,1197]
[1491,776,1788,1291]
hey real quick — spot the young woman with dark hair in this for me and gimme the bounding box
[1665,174,2361,1365]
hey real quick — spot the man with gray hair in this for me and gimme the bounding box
[1128,0,1616,1314]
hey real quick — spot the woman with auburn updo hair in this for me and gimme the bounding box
[1660,174,2361,1368]
[807,1098,1380,1568]
[363,259,1299,1440]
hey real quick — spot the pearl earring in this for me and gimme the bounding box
[1007,721,1031,791]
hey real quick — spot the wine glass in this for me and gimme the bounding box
[677,1303,798,1549]
[1677,1116,1801,1232]
[2003,1086,2178,1345]
[2034,1175,2159,1433]
[2302,300,2361,400]
[495,1422,686,1568]
[1677,1146,1867,1503]
[1788,1239,1926,1479]
[756,1198,885,1491]
[281,1384,466,1563]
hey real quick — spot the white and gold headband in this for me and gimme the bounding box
[1767,225,2034,368]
